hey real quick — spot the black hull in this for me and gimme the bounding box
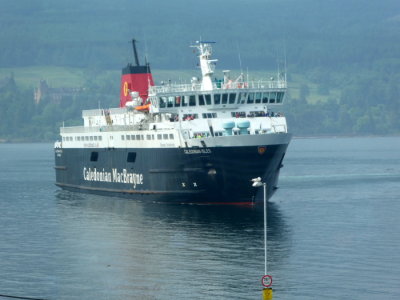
[55,143,289,204]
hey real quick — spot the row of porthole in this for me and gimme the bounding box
[62,136,103,142]
[121,133,175,141]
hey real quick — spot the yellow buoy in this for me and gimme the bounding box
[262,287,273,300]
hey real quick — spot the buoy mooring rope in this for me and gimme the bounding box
[251,178,273,299]
[261,182,273,300]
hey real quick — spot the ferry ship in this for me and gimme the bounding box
[54,40,291,204]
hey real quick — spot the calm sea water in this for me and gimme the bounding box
[0,137,399,299]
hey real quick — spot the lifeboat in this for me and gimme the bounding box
[134,103,151,111]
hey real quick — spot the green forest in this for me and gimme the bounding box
[0,0,399,141]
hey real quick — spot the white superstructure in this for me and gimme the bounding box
[57,41,288,150]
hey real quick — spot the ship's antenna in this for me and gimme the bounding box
[284,42,287,83]
[236,42,243,74]
[131,39,140,66]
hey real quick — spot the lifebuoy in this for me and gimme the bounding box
[261,275,273,287]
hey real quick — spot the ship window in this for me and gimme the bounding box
[175,96,181,107]
[141,135,144,140]
[90,152,98,162]
[255,92,262,103]
[146,134,151,140]
[169,134,174,139]
[127,152,136,163]
[189,95,196,106]
[182,95,189,107]
[94,136,98,141]
[159,96,167,108]
[262,92,269,103]
[163,134,168,139]
[136,134,141,140]
[167,96,174,108]
[269,92,276,103]
[183,114,198,120]
[247,93,255,104]
[238,92,247,104]
[99,136,102,141]
[229,93,236,104]
[85,136,89,141]
[276,92,284,103]
[157,134,162,140]
[126,135,131,140]
[90,136,94,141]
[222,93,228,104]
[199,94,205,106]
[205,94,211,105]
[121,135,125,140]
[214,94,221,104]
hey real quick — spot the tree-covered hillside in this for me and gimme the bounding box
[0,0,399,140]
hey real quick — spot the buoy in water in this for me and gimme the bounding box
[262,287,273,300]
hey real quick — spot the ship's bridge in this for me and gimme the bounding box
[148,78,286,113]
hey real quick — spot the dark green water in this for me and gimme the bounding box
[0,137,399,299]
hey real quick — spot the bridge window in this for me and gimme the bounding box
[167,96,174,107]
[262,93,269,103]
[175,96,181,107]
[222,93,228,104]
[159,96,167,108]
[169,134,174,139]
[255,92,262,103]
[238,92,247,104]
[182,95,189,107]
[269,92,276,103]
[189,95,196,106]
[205,94,211,105]
[276,92,284,103]
[199,94,205,106]
[247,92,254,104]
[229,93,236,104]
[214,94,221,105]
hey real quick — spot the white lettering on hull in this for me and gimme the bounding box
[184,149,211,154]
[83,167,143,188]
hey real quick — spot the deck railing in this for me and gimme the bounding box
[149,79,286,95]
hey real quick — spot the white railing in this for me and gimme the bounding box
[60,124,145,134]
[149,80,286,95]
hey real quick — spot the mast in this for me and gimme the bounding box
[132,39,140,66]
[191,41,218,91]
